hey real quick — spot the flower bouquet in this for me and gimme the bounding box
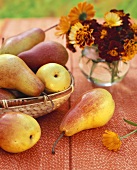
[54,1,137,86]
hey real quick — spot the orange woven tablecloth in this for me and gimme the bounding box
[0,18,137,170]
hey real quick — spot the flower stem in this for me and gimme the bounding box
[123,118,137,126]
[111,61,119,83]
[88,61,97,80]
[52,131,65,154]
[120,129,137,140]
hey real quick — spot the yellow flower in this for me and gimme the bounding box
[102,130,122,151]
[131,23,137,34]
[69,22,94,48]
[69,22,83,44]
[68,2,95,24]
[122,39,137,62]
[104,12,122,27]
[55,16,71,37]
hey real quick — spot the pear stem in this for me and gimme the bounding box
[52,131,65,155]
[44,24,58,32]
[2,37,4,45]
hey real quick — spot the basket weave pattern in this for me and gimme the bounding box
[0,73,74,118]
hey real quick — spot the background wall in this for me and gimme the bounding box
[0,0,136,19]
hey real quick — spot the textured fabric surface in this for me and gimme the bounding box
[0,18,137,170]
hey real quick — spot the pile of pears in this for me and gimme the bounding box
[0,27,116,155]
[0,27,69,101]
[0,27,72,154]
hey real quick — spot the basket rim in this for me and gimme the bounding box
[0,72,74,108]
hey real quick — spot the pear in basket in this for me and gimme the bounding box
[0,28,45,55]
[0,88,16,100]
[18,41,69,72]
[0,54,45,96]
[36,63,71,93]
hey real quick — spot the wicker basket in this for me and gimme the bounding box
[0,73,74,118]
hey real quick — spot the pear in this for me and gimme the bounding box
[0,54,45,96]
[52,88,115,154]
[36,63,71,93]
[0,112,41,153]
[10,90,28,99]
[18,41,69,72]
[0,28,45,55]
[0,88,16,100]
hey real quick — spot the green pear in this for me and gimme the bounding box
[0,28,45,55]
[0,112,41,153]
[18,41,69,72]
[52,88,115,154]
[0,54,45,96]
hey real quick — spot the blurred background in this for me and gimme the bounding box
[0,0,136,19]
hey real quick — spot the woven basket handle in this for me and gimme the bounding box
[43,92,54,110]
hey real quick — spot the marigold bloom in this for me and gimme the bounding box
[54,2,137,63]
[69,22,94,48]
[69,22,83,44]
[111,9,126,18]
[102,130,122,151]
[131,23,137,35]
[100,29,107,39]
[68,2,95,24]
[110,9,130,27]
[104,12,122,27]
[55,16,71,37]
[108,49,118,57]
[122,39,137,62]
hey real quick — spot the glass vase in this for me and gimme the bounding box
[79,46,130,87]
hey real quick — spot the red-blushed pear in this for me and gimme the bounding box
[52,88,115,154]
[18,41,69,72]
[0,88,16,100]
[0,112,41,153]
[0,28,45,55]
[10,90,28,99]
[36,63,71,93]
[0,54,45,96]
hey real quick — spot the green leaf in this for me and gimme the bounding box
[123,118,137,126]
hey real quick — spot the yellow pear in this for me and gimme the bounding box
[52,88,115,154]
[0,112,41,153]
[0,54,44,96]
[36,63,71,93]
